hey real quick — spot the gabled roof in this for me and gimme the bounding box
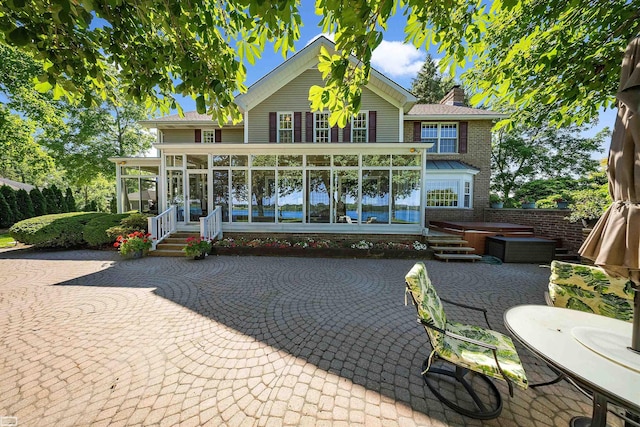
[235,36,417,112]
[139,111,243,128]
[406,104,506,121]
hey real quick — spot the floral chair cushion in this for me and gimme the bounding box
[443,321,528,389]
[405,262,447,345]
[405,262,528,390]
[548,261,634,321]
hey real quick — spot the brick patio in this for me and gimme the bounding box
[0,249,604,426]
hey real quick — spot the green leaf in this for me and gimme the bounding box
[8,27,30,46]
[195,95,206,114]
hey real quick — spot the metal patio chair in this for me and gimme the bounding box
[404,262,528,420]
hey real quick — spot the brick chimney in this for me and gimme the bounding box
[440,85,466,106]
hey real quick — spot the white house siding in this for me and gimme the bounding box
[162,129,196,143]
[249,69,400,143]
[161,127,244,144]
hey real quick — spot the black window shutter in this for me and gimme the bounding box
[215,129,222,143]
[305,112,314,142]
[368,111,377,142]
[413,122,421,142]
[459,121,468,153]
[343,122,351,142]
[195,129,202,143]
[331,126,338,143]
[268,112,277,143]
[294,112,302,142]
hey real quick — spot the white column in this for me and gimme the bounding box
[244,110,249,143]
[115,162,122,213]
[398,107,404,142]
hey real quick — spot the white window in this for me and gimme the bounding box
[314,112,329,143]
[158,130,164,144]
[352,111,368,143]
[203,130,216,143]
[278,112,293,143]
[422,123,458,153]
[425,177,474,208]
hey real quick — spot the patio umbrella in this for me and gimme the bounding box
[580,35,640,353]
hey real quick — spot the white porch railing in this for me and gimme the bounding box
[200,205,223,241]
[148,205,177,250]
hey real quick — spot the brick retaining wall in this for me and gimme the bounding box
[483,208,586,253]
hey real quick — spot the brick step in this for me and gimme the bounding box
[555,247,569,254]
[431,246,476,253]
[554,253,580,261]
[155,243,186,250]
[433,253,482,262]
[170,232,200,239]
[162,237,194,244]
[426,239,469,246]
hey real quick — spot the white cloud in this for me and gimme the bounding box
[371,40,424,78]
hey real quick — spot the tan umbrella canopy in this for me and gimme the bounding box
[580,35,640,353]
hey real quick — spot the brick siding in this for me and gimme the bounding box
[405,120,494,221]
[483,208,587,253]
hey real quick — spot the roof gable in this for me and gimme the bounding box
[235,36,416,112]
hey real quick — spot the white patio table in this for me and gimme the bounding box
[504,305,640,427]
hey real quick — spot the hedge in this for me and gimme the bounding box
[83,213,129,247]
[10,212,107,248]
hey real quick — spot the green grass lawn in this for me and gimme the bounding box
[0,233,17,248]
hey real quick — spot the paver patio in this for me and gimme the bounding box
[0,249,607,426]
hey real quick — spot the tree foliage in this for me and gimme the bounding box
[2,1,635,127]
[29,187,46,216]
[491,126,608,201]
[15,188,34,219]
[0,191,13,228]
[409,54,455,104]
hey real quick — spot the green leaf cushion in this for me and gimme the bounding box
[443,321,528,390]
[549,261,634,321]
[405,262,447,345]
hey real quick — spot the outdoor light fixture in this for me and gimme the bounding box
[119,161,127,165]
[409,148,416,153]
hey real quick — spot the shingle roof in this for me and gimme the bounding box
[153,111,213,122]
[407,104,501,116]
[426,160,480,171]
[0,177,35,191]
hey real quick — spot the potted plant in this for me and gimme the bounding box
[114,231,153,258]
[183,236,212,259]
[489,194,504,209]
[520,197,536,209]
[555,195,571,209]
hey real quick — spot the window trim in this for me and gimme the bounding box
[202,130,216,144]
[277,111,294,143]
[314,111,330,143]
[351,110,369,143]
[421,122,459,153]
[424,173,475,209]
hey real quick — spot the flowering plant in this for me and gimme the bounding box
[114,231,153,256]
[351,240,373,250]
[182,236,212,258]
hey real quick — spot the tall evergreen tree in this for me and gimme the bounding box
[410,54,455,104]
[0,185,18,222]
[0,192,13,228]
[49,184,65,213]
[29,188,47,216]
[42,187,58,214]
[65,188,76,212]
[15,189,35,220]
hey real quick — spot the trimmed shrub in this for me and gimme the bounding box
[15,189,35,220]
[9,212,104,248]
[106,212,150,240]
[83,213,129,247]
[0,193,13,228]
[0,185,18,223]
[30,188,47,216]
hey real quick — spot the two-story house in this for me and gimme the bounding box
[111,36,502,238]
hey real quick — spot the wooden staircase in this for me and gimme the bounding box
[148,232,199,257]
[427,236,482,263]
